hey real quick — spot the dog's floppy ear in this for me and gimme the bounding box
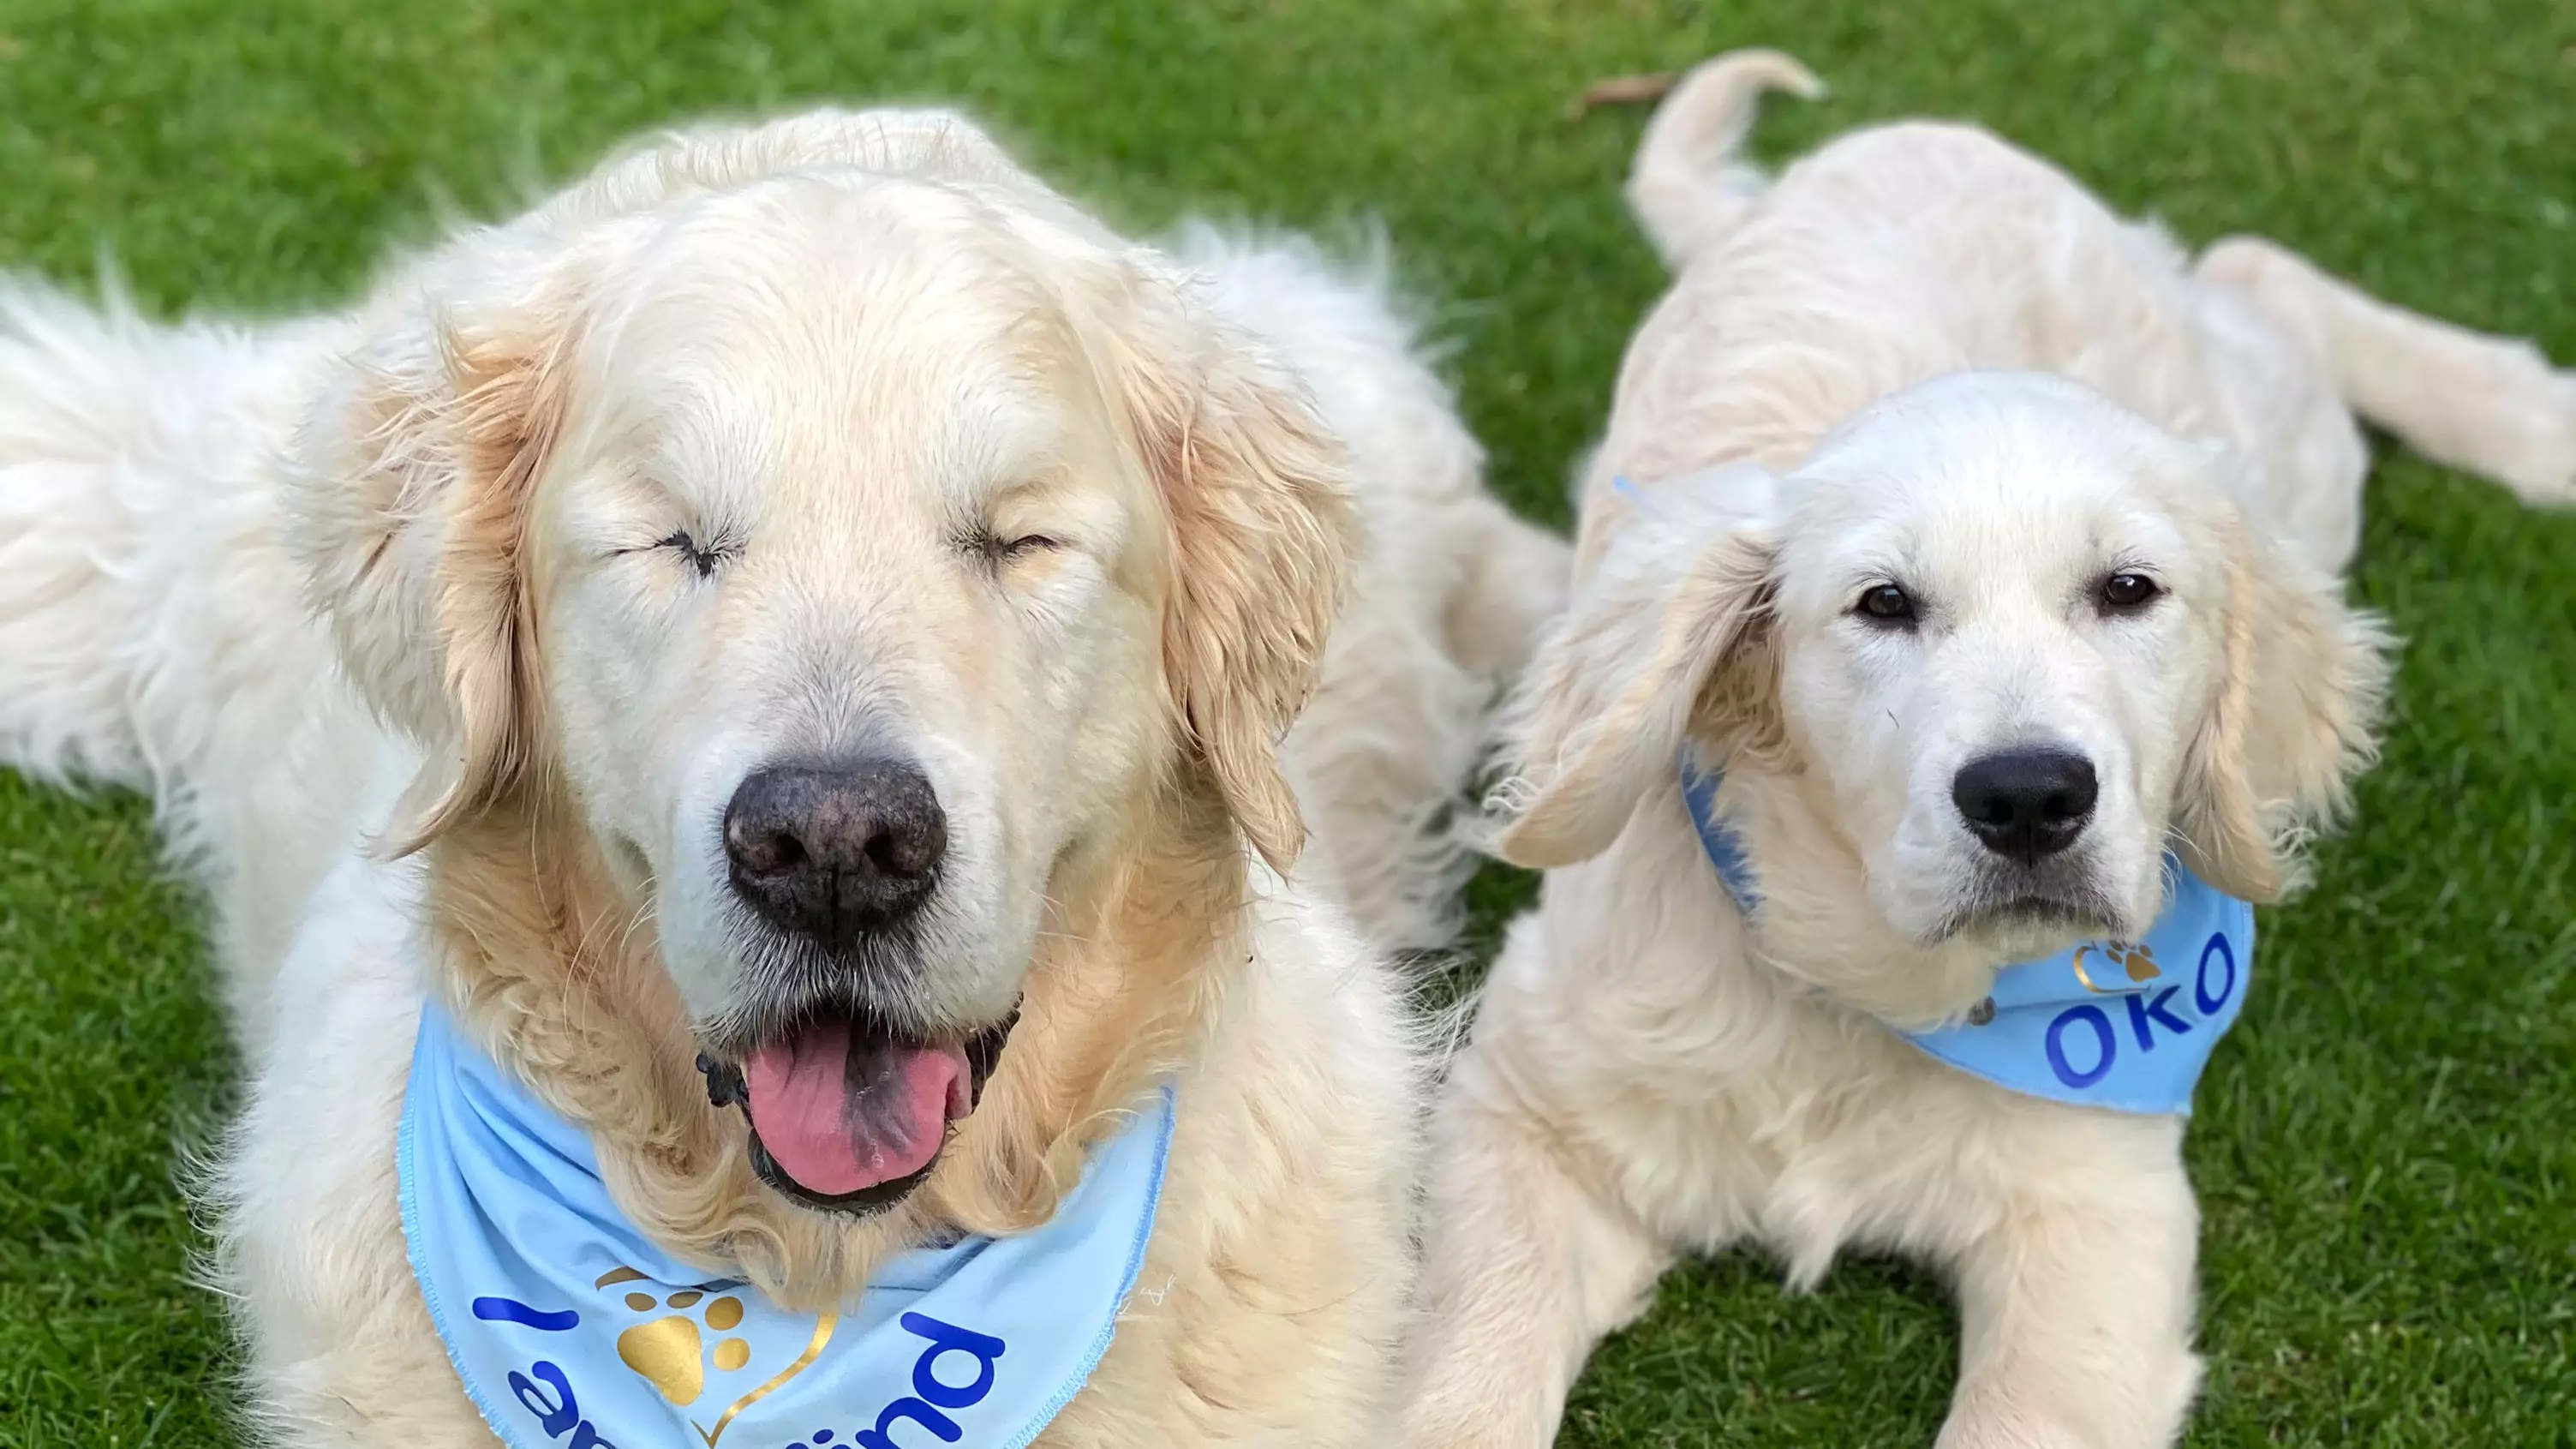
[1492,468,1781,870]
[1111,277,1359,873]
[290,244,584,853]
[2172,502,2394,901]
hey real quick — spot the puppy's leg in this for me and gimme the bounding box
[1935,1150,2202,1449]
[1405,1090,1671,1448]
[1404,970,1674,1448]
[2198,236,2576,507]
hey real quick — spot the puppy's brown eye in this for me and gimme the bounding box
[2100,572,2161,611]
[1856,583,1916,624]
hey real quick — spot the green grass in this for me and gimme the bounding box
[1,0,2571,1444]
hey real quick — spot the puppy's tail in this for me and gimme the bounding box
[2199,237,2576,509]
[0,273,318,813]
[1627,49,1823,268]
[1443,494,1573,686]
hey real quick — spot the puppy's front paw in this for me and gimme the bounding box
[2487,364,2576,509]
[1935,1404,2102,1449]
[1935,1356,2198,1449]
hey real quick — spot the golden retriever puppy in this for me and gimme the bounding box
[0,109,1564,1446]
[1407,51,2572,1449]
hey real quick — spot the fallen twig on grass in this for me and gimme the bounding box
[1567,70,1677,119]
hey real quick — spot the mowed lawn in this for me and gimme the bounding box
[2,0,2571,1444]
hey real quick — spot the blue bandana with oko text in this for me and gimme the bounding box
[1679,759,2252,1114]
[397,1003,1174,1449]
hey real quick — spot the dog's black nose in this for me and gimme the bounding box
[1951,747,2097,864]
[724,759,947,943]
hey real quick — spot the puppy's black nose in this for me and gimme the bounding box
[724,759,947,943]
[1952,748,2098,865]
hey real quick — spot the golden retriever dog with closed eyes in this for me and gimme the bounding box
[1405,51,2573,1449]
[0,109,1564,1446]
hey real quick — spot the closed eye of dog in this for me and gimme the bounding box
[969,529,1064,567]
[618,529,734,578]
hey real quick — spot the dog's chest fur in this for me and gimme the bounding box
[219,826,1417,1448]
[1481,787,2185,1290]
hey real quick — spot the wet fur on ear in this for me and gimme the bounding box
[2173,502,2394,901]
[1492,468,1782,869]
[1114,278,1360,874]
[290,254,580,853]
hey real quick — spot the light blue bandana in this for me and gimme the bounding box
[397,1003,1174,1449]
[1679,759,2252,1115]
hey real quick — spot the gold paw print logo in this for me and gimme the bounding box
[2071,940,2160,994]
[599,1266,750,1405]
[593,1265,839,1446]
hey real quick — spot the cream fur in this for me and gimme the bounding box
[1408,51,2573,1449]
[0,108,1566,1446]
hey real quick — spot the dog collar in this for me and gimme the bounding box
[1678,757,2252,1115]
[397,1002,1174,1449]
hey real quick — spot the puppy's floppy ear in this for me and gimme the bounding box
[290,244,585,853]
[1493,468,1781,870]
[1111,275,1359,873]
[2172,500,2394,901]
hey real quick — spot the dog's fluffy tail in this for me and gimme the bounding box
[1626,49,1824,268]
[2199,237,2576,509]
[0,274,330,842]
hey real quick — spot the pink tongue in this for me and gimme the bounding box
[744,1018,971,1197]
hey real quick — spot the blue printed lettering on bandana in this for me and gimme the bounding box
[397,1003,1174,1449]
[1679,757,2251,1115]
